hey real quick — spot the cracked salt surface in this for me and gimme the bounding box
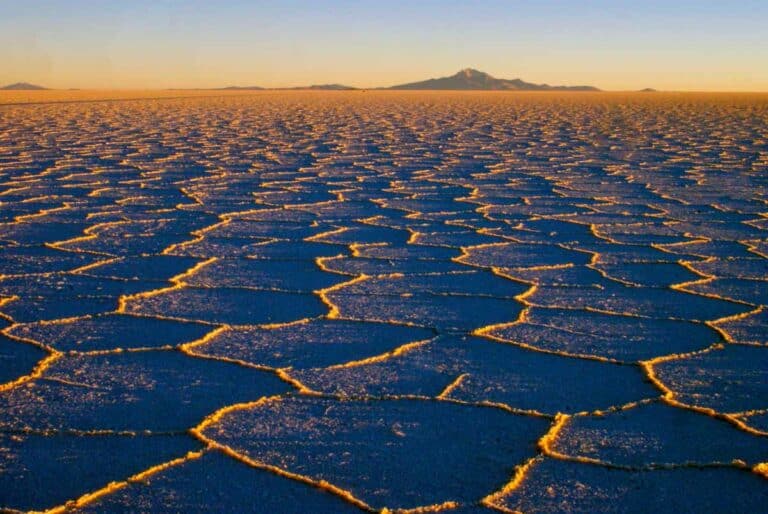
[0,91,766,512]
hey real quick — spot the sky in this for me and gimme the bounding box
[2,0,767,91]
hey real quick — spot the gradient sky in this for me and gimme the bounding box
[2,0,767,91]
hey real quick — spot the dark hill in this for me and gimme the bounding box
[387,68,598,91]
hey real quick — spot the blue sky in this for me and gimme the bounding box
[2,0,767,90]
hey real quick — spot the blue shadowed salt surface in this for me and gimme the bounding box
[0,92,766,512]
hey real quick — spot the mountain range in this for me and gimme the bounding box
[2,70,601,92]
[219,69,599,91]
[0,82,48,90]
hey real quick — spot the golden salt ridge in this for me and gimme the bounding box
[0,91,766,512]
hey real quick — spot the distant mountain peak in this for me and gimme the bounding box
[0,82,49,91]
[388,69,599,91]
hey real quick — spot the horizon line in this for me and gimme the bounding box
[4,87,768,93]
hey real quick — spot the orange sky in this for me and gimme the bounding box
[2,1,767,91]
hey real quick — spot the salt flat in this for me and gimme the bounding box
[0,91,767,512]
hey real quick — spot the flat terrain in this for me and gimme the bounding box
[0,91,767,513]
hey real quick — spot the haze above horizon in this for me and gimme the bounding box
[2,0,767,92]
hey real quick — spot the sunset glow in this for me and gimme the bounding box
[2,0,767,91]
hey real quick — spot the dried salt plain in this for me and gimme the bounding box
[1,91,767,513]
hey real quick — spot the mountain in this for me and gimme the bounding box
[0,82,49,90]
[387,68,599,91]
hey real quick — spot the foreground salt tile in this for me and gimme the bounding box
[75,255,203,281]
[498,264,606,287]
[337,293,520,332]
[714,308,768,346]
[569,241,705,264]
[201,396,550,511]
[0,245,100,275]
[194,319,434,369]
[668,221,767,241]
[687,257,768,280]
[592,223,694,246]
[525,283,750,321]
[0,331,48,384]
[246,240,350,260]
[121,286,327,325]
[0,351,290,431]
[659,239,762,260]
[0,274,160,322]
[77,451,363,514]
[0,431,200,512]
[653,345,768,413]
[490,457,768,513]
[335,270,529,298]
[7,313,212,352]
[591,262,703,287]
[323,271,529,332]
[0,220,93,246]
[457,242,590,268]
[553,401,768,466]
[182,258,342,292]
[295,336,657,414]
[680,277,768,306]
[55,232,192,257]
[481,308,718,362]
